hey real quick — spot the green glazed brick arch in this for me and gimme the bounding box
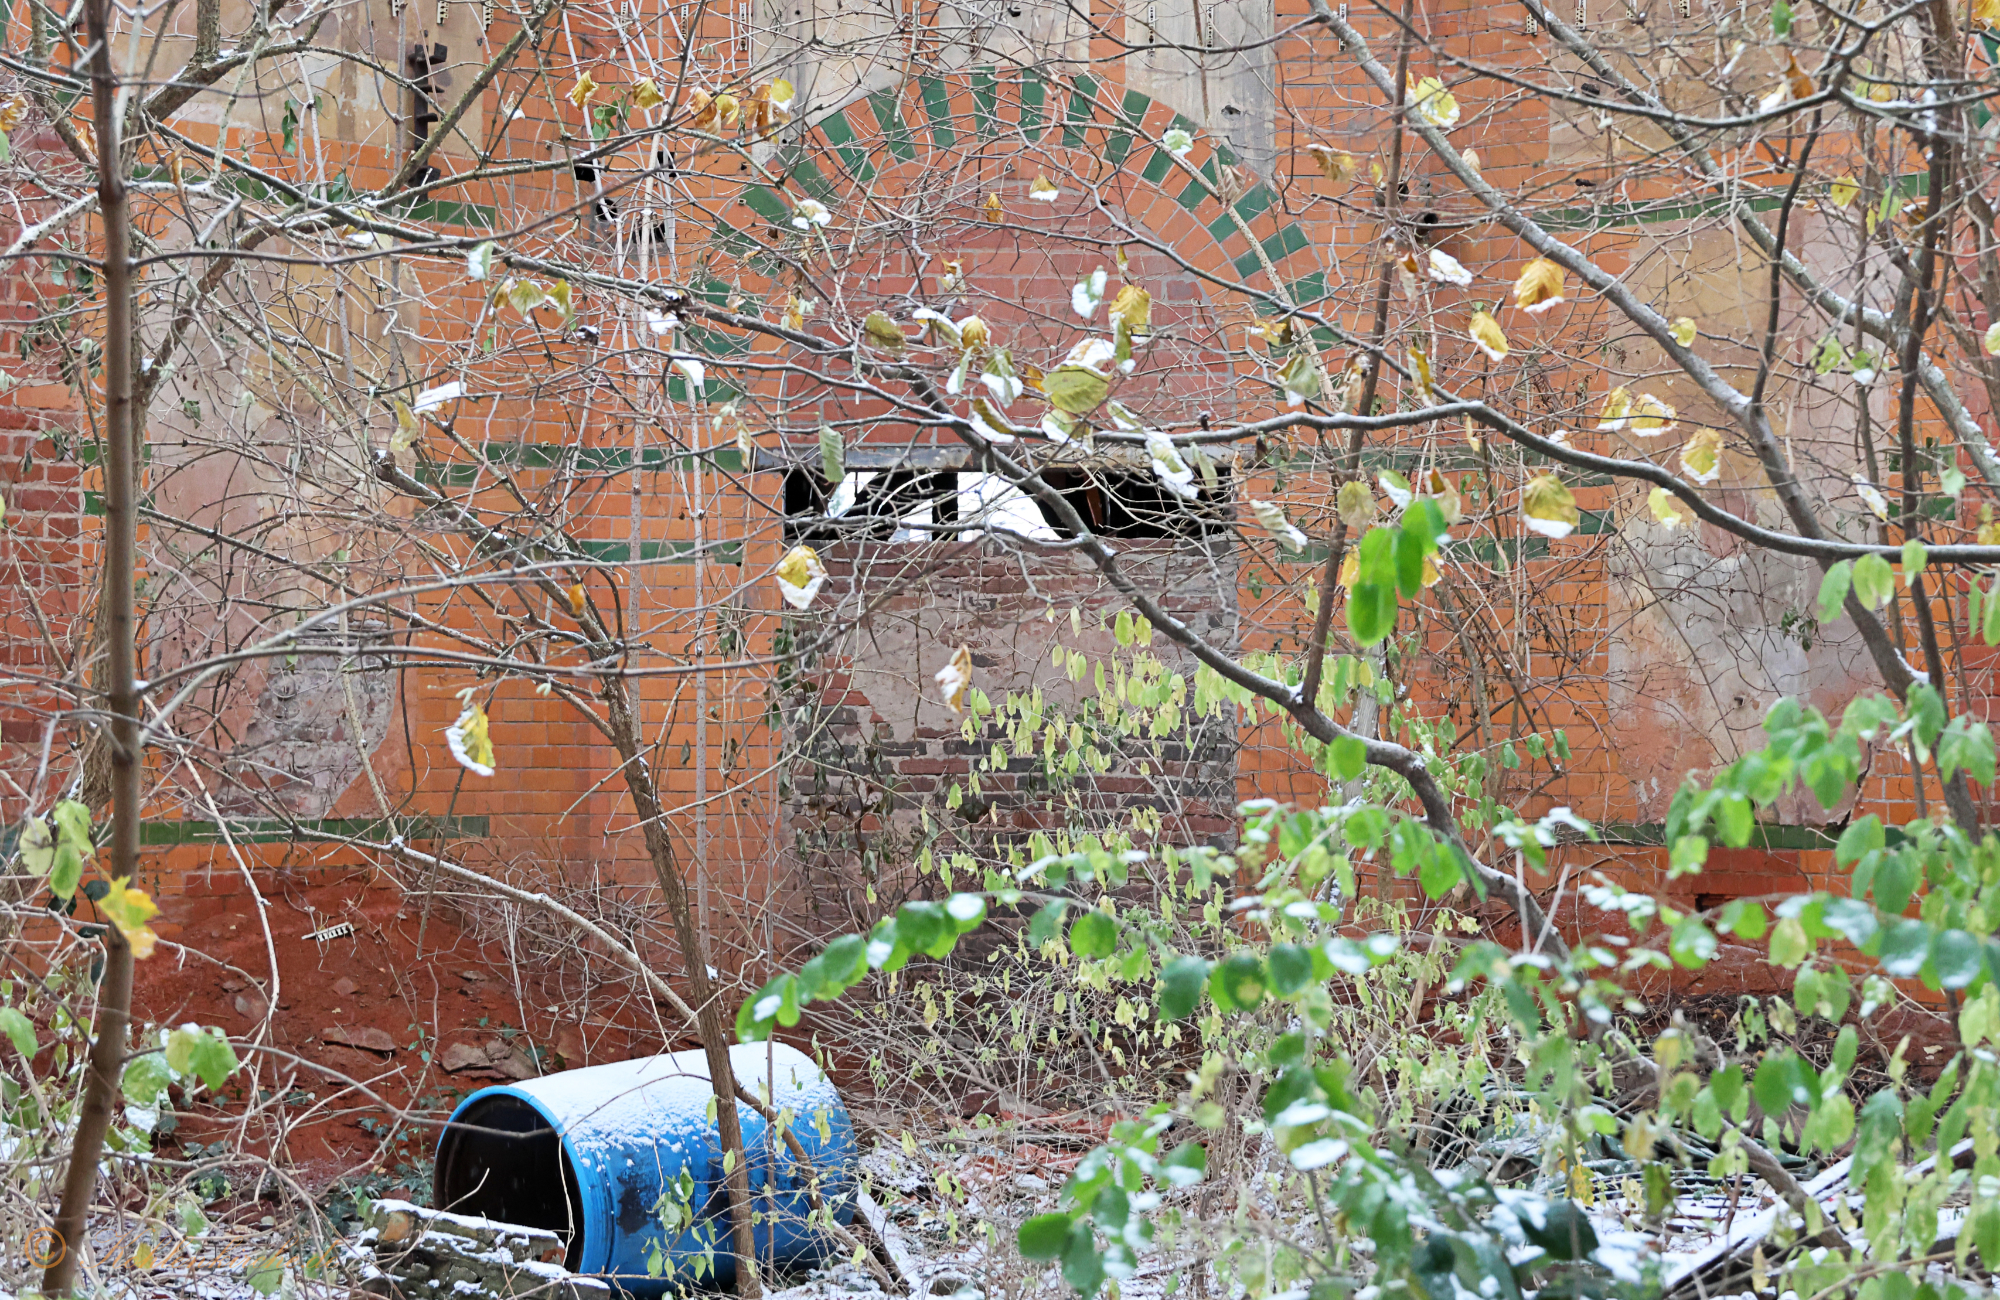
[710,72,1329,316]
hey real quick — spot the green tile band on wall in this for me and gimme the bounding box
[1017,69,1046,139]
[867,90,917,162]
[974,66,1000,138]
[918,77,957,149]
[738,185,792,227]
[137,816,490,846]
[816,112,877,184]
[1064,75,1098,147]
[574,539,745,564]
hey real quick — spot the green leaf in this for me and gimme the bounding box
[1027,900,1068,949]
[1061,1220,1105,1294]
[1159,955,1209,1020]
[53,794,96,851]
[1519,1200,1598,1261]
[1769,916,1810,968]
[1902,538,1928,585]
[1018,1212,1074,1259]
[189,1031,240,1091]
[1719,898,1767,940]
[1933,928,1981,989]
[1669,917,1718,969]
[1346,528,1399,646]
[1852,553,1895,611]
[1160,1141,1207,1187]
[819,422,845,484]
[1068,911,1117,959]
[1834,815,1884,867]
[1209,953,1267,1010]
[1816,561,1853,623]
[0,1006,35,1058]
[49,842,82,900]
[1771,0,1793,34]
[945,893,987,933]
[124,1052,172,1106]
[17,816,53,875]
[1044,365,1111,415]
[1878,919,1930,977]
[1266,943,1313,995]
[245,1256,285,1296]
[1330,734,1366,782]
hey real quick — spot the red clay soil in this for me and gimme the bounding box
[133,861,697,1196]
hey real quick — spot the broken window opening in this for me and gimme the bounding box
[782,466,1231,543]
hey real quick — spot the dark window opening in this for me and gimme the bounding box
[1032,467,1232,540]
[782,467,1231,543]
[783,469,961,544]
[434,1095,586,1270]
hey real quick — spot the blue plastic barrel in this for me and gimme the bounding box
[433,1042,858,1294]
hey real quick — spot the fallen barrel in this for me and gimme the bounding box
[433,1042,857,1294]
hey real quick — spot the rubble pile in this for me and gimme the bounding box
[351,1200,609,1300]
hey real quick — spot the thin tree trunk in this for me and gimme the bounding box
[600,682,763,1296]
[45,0,140,1288]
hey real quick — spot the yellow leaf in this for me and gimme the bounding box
[1338,550,1359,589]
[959,316,991,351]
[1520,474,1579,539]
[1597,386,1631,430]
[1421,553,1441,588]
[1462,148,1482,178]
[1669,317,1697,347]
[1369,159,1385,183]
[503,277,548,317]
[1513,257,1566,315]
[1984,320,2000,355]
[1785,52,1815,101]
[1250,500,1308,551]
[106,884,158,927]
[1336,479,1376,528]
[1029,174,1059,201]
[1463,414,1483,450]
[1109,285,1151,333]
[1852,473,1890,520]
[687,89,718,130]
[775,544,827,609]
[770,78,796,111]
[1648,486,1688,528]
[1304,143,1357,184]
[1680,426,1723,484]
[1426,470,1463,525]
[936,644,974,711]
[713,93,741,127]
[863,310,907,352]
[1408,347,1434,397]
[1830,174,1859,209]
[1468,309,1510,362]
[632,77,666,110]
[547,279,575,324]
[1407,74,1461,128]
[984,192,1003,221]
[0,94,25,133]
[567,71,598,108]
[1630,392,1676,435]
[568,582,587,617]
[390,400,419,454]
[1341,357,1368,413]
[446,702,496,776]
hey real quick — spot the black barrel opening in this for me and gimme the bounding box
[434,1093,587,1269]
